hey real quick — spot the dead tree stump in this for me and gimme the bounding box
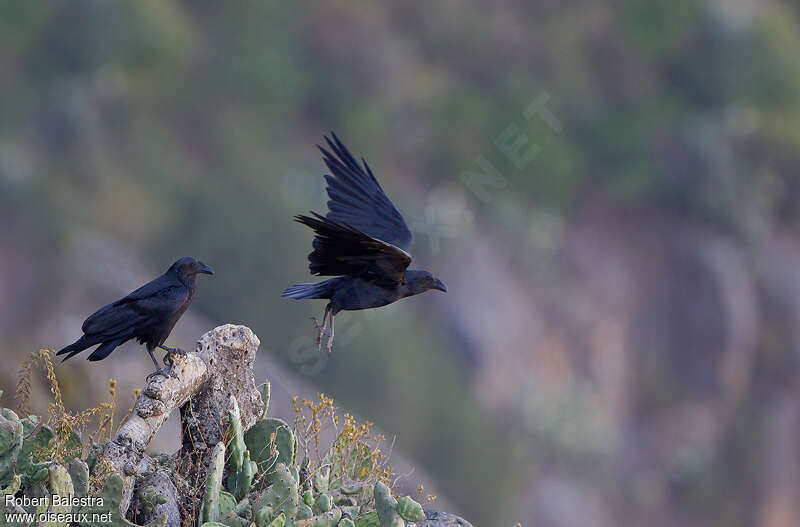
[93,324,264,525]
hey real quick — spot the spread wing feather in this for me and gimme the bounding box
[296,212,411,284]
[318,133,413,250]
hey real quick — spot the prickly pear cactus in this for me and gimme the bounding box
[78,474,166,527]
[313,492,332,514]
[199,442,226,524]
[139,486,168,516]
[68,458,90,497]
[226,398,247,473]
[354,511,380,527]
[255,463,298,524]
[254,512,284,527]
[43,463,74,527]
[396,496,425,522]
[293,507,341,527]
[374,482,404,527]
[0,380,474,527]
[224,398,258,501]
[245,418,296,473]
[0,408,23,487]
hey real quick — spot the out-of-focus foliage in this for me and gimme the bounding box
[4,1,800,525]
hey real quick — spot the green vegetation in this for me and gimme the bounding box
[0,353,438,527]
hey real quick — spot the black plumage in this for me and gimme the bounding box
[282,133,446,353]
[57,256,214,380]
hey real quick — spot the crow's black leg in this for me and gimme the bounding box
[147,347,160,370]
[326,314,335,356]
[145,346,178,381]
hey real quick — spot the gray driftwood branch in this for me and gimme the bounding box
[94,324,264,526]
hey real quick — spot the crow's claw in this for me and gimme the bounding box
[310,317,330,336]
[160,345,187,356]
[146,368,173,382]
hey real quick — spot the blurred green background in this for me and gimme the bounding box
[3,1,800,525]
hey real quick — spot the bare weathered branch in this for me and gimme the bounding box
[93,324,264,516]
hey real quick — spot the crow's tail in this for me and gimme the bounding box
[56,334,100,361]
[281,279,337,300]
[87,339,123,361]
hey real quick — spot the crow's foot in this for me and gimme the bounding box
[310,317,330,336]
[159,345,187,357]
[310,316,331,353]
[145,366,178,382]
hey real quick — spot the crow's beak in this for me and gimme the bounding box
[431,278,447,292]
[198,262,215,275]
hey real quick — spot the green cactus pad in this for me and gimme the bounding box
[396,496,425,522]
[139,486,169,515]
[265,513,285,527]
[68,458,90,498]
[0,408,23,487]
[296,503,313,519]
[1,474,20,497]
[245,418,296,473]
[219,496,253,527]
[312,467,329,494]
[226,450,256,501]
[302,488,314,507]
[340,482,365,495]
[293,508,341,527]
[78,474,166,527]
[44,463,74,527]
[335,496,357,507]
[255,505,273,526]
[353,512,380,527]
[256,462,298,523]
[199,442,227,524]
[217,490,237,519]
[373,482,403,527]
[227,398,246,473]
[312,493,331,514]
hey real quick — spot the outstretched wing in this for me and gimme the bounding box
[296,212,411,284]
[319,133,413,250]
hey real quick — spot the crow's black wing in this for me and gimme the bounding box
[318,133,413,251]
[111,273,181,306]
[296,213,411,284]
[81,275,186,337]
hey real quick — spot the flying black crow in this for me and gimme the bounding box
[57,256,214,380]
[282,133,447,354]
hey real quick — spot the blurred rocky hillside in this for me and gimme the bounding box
[3,1,800,525]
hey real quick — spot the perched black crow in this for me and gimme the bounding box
[57,256,214,380]
[282,133,447,354]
